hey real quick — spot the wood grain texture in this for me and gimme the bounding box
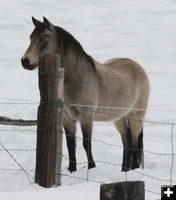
[100,181,145,200]
[35,54,64,188]
[0,116,37,126]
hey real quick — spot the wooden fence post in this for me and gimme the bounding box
[100,181,145,200]
[35,54,64,188]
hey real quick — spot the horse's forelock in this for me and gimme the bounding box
[30,24,47,39]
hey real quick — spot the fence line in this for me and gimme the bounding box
[0,141,32,184]
[0,97,39,103]
[2,101,176,126]
[0,96,175,109]
[70,103,176,113]
[0,130,175,155]
[0,128,176,157]
[0,146,175,183]
[170,123,174,185]
[1,100,176,114]
[0,166,162,199]
[0,127,175,155]
[0,99,176,198]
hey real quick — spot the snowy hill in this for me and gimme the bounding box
[0,0,176,199]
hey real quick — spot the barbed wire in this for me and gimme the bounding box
[0,141,32,184]
[1,100,176,126]
[0,149,175,184]
[0,128,175,156]
[0,166,161,199]
[70,103,176,113]
[0,97,39,103]
[170,123,174,185]
[146,199,160,200]
[0,97,175,108]
[0,146,175,158]
[0,168,34,172]
[0,102,38,105]
[0,151,172,200]
[0,99,175,198]
[0,166,163,196]
[145,189,160,200]
[0,142,173,199]
[0,148,36,152]
[1,99,176,114]
[0,141,174,198]
[0,129,37,132]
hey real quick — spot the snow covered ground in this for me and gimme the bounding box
[0,0,176,199]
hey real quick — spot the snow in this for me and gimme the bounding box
[0,182,99,200]
[0,0,176,199]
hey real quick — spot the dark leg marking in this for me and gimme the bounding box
[131,128,144,170]
[81,122,96,170]
[83,136,96,169]
[122,117,132,172]
[64,128,77,173]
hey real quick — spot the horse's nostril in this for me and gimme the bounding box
[21,58,29,68]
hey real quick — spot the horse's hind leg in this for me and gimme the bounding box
[63,118,77,173]
[80,119,96,169]
[114,118,132,172]
[128,112,144,170]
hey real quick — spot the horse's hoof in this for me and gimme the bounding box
[121,166,130,172]
[68,165,77,173]
[131,162,140,170]
[88,161,96,169]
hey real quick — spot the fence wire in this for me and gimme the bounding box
[1,99,176,114]
[0,100,176,199]
[0,130,175,156]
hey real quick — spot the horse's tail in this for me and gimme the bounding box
[121,117,144,171]
[138,127,144,168]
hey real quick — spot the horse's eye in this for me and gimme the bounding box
[39,37,45,42]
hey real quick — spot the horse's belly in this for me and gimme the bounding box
[92,108,129,122]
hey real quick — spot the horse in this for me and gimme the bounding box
[21,17,150,173]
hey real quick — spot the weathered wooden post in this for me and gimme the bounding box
[35,54,64,188]
[100,181,145,200]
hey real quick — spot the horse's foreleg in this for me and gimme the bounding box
[64,119,77,173]
[114,118,132,172]
[80,120,96,169]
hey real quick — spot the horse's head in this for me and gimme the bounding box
[21,17,58,70]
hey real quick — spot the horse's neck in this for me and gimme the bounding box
[62,51,94,81]
[62,51,98,107]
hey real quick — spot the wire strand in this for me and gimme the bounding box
[0,141,32,184]
[170,124,174,185]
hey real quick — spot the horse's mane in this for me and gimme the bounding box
[55,26,95,70]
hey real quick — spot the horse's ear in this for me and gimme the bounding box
[32,17,42,27]
[43,17,54,30]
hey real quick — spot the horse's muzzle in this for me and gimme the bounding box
[21,58,35,70]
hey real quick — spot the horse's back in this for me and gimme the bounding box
[104,57,133,65]
[95,57,149,89]
[102,57,149,90]
[104,58,147,76]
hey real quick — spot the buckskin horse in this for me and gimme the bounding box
[21,17,150,173]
